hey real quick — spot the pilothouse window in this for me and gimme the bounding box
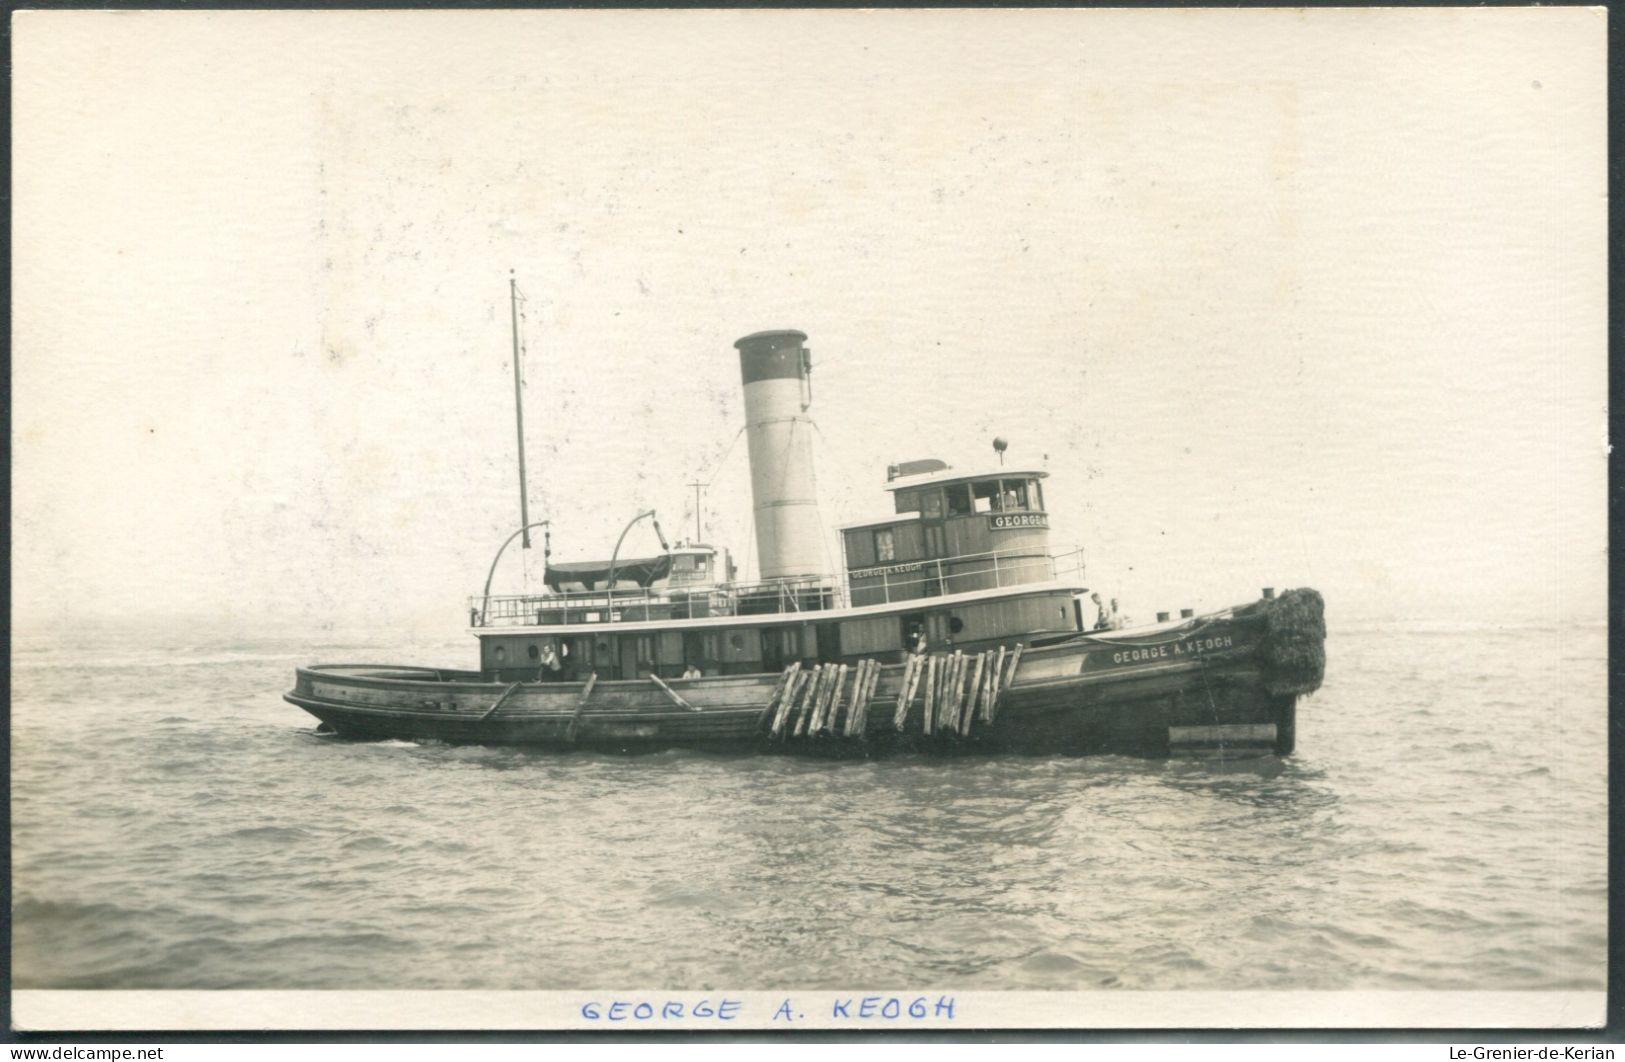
[875,529,896,562]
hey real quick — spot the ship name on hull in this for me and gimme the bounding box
[1111,635,1233,664]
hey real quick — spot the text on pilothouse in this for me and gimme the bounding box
[1111,635,1233,664]
[851,560,926,579]
[989,512,1047,530]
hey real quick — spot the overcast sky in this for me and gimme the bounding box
[12,8,1606,639]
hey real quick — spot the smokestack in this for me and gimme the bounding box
[735,329,825,582]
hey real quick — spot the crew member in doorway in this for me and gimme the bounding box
[538,642,564,681]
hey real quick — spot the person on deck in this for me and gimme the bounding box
[537,643,564,681]
[682,663,703,679]
[1108,598,1130,630]
[1091,592,1109,631]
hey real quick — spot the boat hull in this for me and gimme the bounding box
[284,592,1323,758]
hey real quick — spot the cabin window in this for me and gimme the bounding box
[949,615,965,634]
[635,635,656,666]
[1001,479,1030,511]
[946,484,973,516]
[493,645,508,663]
[895,490,922,514]
[921,491,944,519]
[702,632,720,660]
[875,528,896,562]
[972,480,1001,513]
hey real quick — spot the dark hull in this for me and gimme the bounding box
[284,593,1324,758]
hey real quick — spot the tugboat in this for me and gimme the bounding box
[286,308,1325,757]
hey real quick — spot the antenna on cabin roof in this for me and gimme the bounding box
[509,270,532,549]
[688,480,705,542]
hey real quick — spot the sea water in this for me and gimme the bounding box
[10,623,1606,991]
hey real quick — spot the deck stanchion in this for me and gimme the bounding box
[989,643,1024,723]
[480,681,524,722]
[892,654,918,731]
[812,663,842,735]
[648,672,701,712]
[785,669,813,736]
[949,652,962,737]
[852,659,878,736]
[764,661,802,735]
[839,662,857,733]
[937,654,953,735]
[961,652,987,736]
[905,653,927,727]
[813,664,836,734]
[793,665,824,737]
[861,659,882,734]
[842,661,862,736]
[943,651,964,735]
[851,662,864,737]
[980,652,997,722]
[565,672,599,742]
[834,663,858,735]
[923,655,940,735]
[983,647,1007,722]
[934,654,952,735]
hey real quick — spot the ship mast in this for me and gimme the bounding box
[509,270,532,550]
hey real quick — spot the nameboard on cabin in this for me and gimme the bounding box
[849,560,925,580]
[989,512,1047,531]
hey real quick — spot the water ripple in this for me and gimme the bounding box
[9,626,1608,990]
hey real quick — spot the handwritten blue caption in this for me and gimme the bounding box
[579,996,956,1022]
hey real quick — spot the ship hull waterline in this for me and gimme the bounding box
[284,599,1322,759]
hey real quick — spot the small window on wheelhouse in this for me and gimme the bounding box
[972,480,1001,513]
[875,528,896,562]
[1000,479,1030,511]
[946,484,973,515]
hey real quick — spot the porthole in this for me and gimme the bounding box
[527,643,541,661]
[494,645,508,663]
[730,633,745,651]
[949,616,965,634]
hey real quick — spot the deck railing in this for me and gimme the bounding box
[471,546,1085,628]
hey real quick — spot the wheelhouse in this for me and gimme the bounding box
[472,464,1086,683]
